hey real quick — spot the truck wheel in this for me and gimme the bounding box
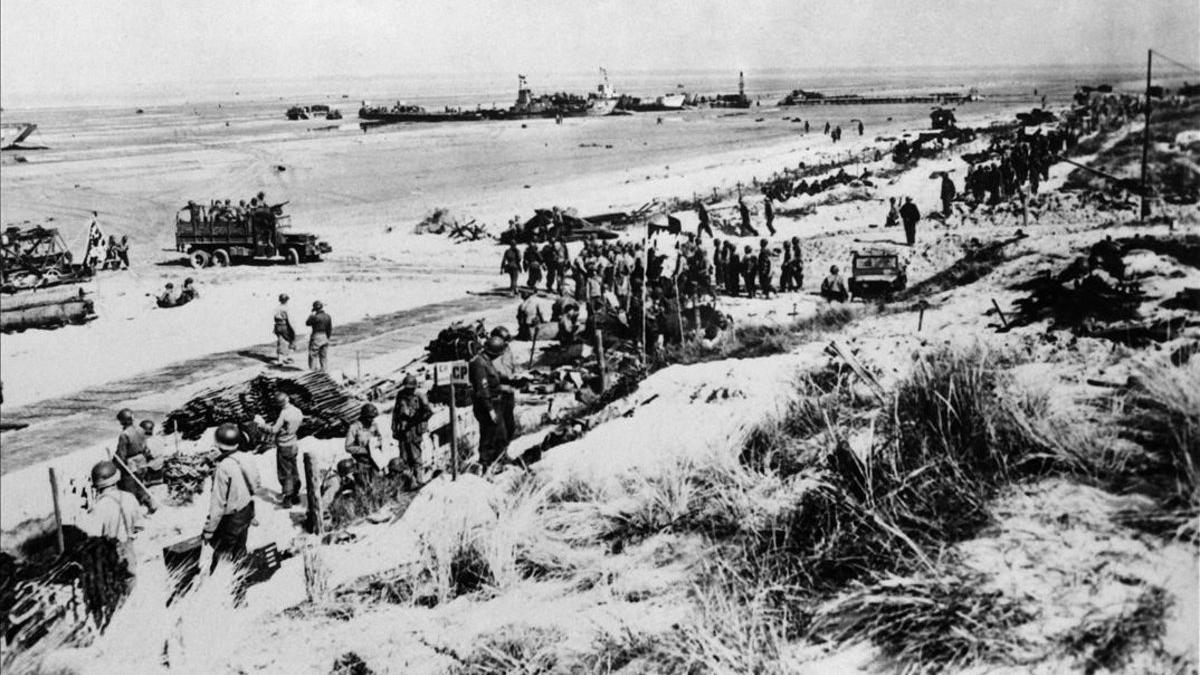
[212,249,231,267]
[285,247,301,265]
[189,250,212,269]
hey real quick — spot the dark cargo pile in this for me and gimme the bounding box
[163,371,362,441]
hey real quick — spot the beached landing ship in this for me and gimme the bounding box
[358,102,484,125]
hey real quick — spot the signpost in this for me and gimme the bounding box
[435,360,469,480]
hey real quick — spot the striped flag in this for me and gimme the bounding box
[83,217,106,268]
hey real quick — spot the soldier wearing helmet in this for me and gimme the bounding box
[273,293,295,365]
[87,459,143,570]
[114,408,155,509]
[306,300,333,371]
[203,422,261,571]
[391,374,432,487]
[345,402,384,477]
[261,392,304,506]
[469,335,511,467]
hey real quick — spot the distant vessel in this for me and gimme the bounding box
[488,75,593,120]
[358,102,484,125]
[706,72,752,109]
[618,91,687,112]
[0,123,38,150]
[586,68,620,116]
[286,104,341,120]
[779,87,977,106]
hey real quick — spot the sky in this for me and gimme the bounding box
[2,0,1197,100]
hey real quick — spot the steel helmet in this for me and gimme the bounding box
[484,335,507,355]
[360,403,378,419]
[400,373,419,389]
[91,460,119,489]
[215,423,241,451]
[279,293,289,303]
[116,408,134,425]
[490,325,512,341]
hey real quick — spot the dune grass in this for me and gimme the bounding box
[665,304,860,365]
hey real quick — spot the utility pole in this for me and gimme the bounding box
[1140,48,1152,223]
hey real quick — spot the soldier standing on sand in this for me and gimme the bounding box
[273,294,296,365]
[738,197,758,237]
[469,336,510,470]
[741,245,757,298]
[762,196,776,236]
[391,374,432,488]
[696,200,713,239]
[940,174,958,218]
[263,393,303,506]
[114,408,155,509]
[726,243,741,296]
[884,197,900,228]
[791,238,804,289]
[86,460,143,574]
[523,242,544,290]
[779,243,794,291]
[501,243,522,295]
[306,301,333,371]
[541,239,559,292]
[756,240,774,298]
[203,423,261,575]
[900,197,921,246]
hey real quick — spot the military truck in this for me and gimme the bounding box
[174,201,331,268]
[848,249,907,300]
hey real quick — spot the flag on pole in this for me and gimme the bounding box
[83,217,106,269]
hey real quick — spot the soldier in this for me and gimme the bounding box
[86,460,143,573]
[900,197,921,246]
[541,239,559,292]
[940,174,958,217]
[306,300,333,371]
[391,374,432,488]
[115,408,154,509]
[756,240,774,298]
[763,196,776,236]
[554,235,570,295]
[203,423,261,573]
[523,242,544,290]
[469,336,510,469]
[696,200,713,239]
[713,238,726,290]
[501,243,522,295]
[156,283,177,308]
[177,277,198,305]
[344,403,384,478]
[738,197,758,237]
[726,243,741,296]
[742,245,757,298]
[791,238,805,289]
[273,293,296,365]
[820,265,849,302]
[780,242,794,291]
[884,197,900,228]
[265,392,303,506]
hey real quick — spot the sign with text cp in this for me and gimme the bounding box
[434,360,469,387]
